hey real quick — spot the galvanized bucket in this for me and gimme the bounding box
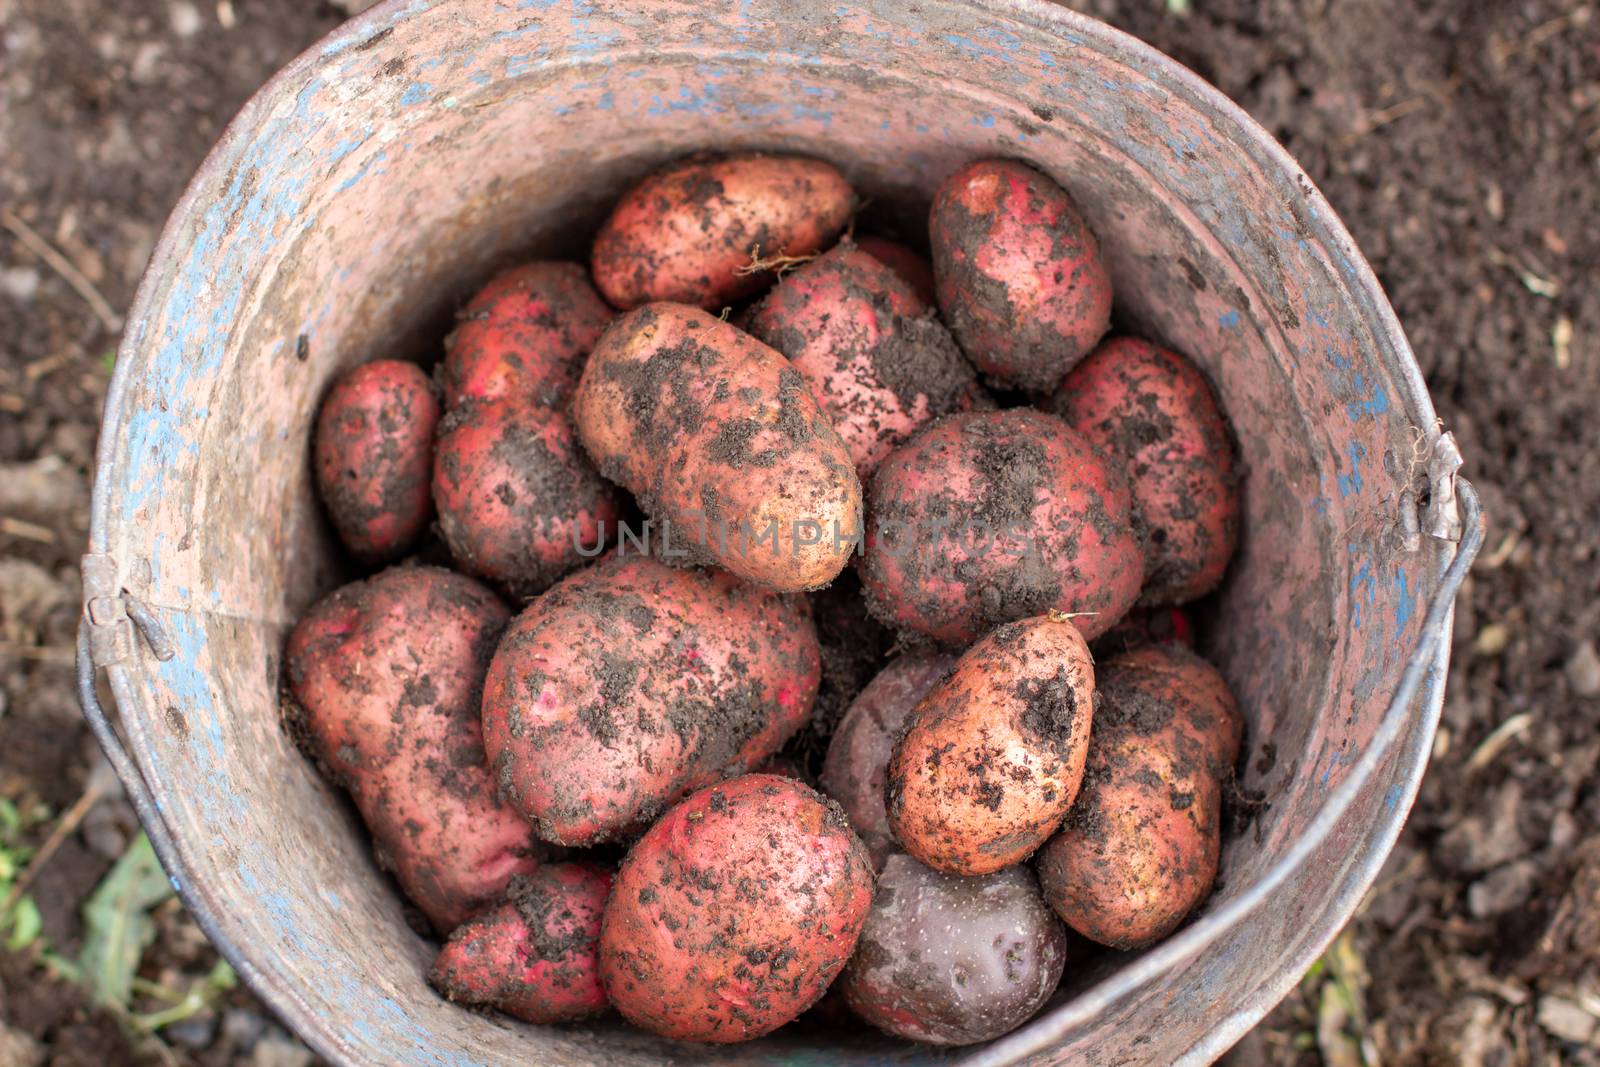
[78,1,1483,1063]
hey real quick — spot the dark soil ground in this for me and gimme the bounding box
[1,0,1596,1064]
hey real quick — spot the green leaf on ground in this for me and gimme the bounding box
[80,833,174,1008]
[4,894,42,951]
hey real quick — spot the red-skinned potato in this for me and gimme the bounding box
[284,566,540,932]
[1035,645,1242,949]
[860,408,1143,645]
[591,153,855,310]
[430,863,612,1024]
[313,359,438,562]
[840,854,1068,1045]
[1047,336,1240,606]
[600,774,874,1043]
[439,262,613,409]
[745,244,981,477]
[572,303,862,591]
[819,652,955,867]
[1106,645,1243,773]
[931,159,1112,392]
[887,614,1096,876]
[481,554,820,845]
[432,399,623,598]
[854,235,937,306]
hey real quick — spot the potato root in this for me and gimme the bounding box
[887,614,1096,875]
[480,555,820,845]
[284,565,540,932]
[600,774,874,1042]
[313,359,438,562]
[930,159,1112,392]
[573,302,861,591]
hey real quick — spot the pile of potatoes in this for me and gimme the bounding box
[286,151,1244,1047]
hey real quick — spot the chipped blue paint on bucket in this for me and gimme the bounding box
[78,1,1481,1064]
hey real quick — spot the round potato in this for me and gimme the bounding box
[432,398,622,598]
[284,566,541,932]
[573,302,862,591]
[745,244,980,477]
[591,153,855,310]
[819,652,956,867]
[480,554,820,845]
[1035,645,1242,949]
[930,158,1112,392]
[860,408,1143,645]
[438,262,613,409]
[1048,336,1239,605]
[840,854,1068,1045]
[600,774,874,1043]
[313,359,438,562]
[429,862,612,1024]
[887,614,1096,875]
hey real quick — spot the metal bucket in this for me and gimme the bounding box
[78,1,1483,1063]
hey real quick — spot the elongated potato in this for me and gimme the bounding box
[600,775,874,1042]
[439,262,613,409]
[480,554,820,845]
[887,614,1095,875]
[285,566,541,932]
[745,244,980,477]
[931,159,1112,391]
[313,359,438,562]
[592,153,855,310]
[1048,336,1240,606]
[572,303,862,591]
[819,652,955,867]
[860,408,1143,645]
[1035,646,1242,949]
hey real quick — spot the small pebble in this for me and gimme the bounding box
[163,1011,217,1050]
[169,1,202,37]
[1473,622,1509,656]
[1466,859,1537,918]
[1564,640,1600,698]
[250,1029,313,1067]
[1537,994,1598,1045]
[0,1024,43,1067]
[221,1007,267,1051]
[1,266,40,302]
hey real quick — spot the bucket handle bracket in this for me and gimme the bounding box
[82,552,176,667]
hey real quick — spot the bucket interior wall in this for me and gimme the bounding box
[94,2,1453,1064]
